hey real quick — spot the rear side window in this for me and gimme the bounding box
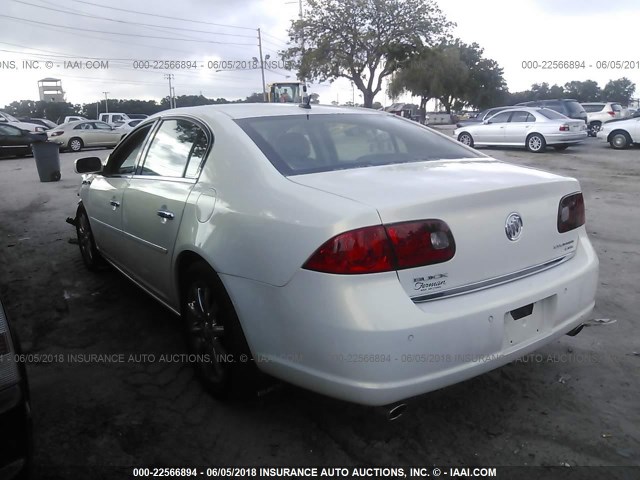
[538,108,567,120]
[509,111,535,123]
[564,101,585,115]
[140,119,209,178]
[235,113,482,176]
[582,104,605,112]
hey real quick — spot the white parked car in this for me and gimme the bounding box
[114,119,143,133]
[0,111,47,133]
[71,104,599,407]
[596,115,640,149]
[454,107,587,152]
[581,102,624,136]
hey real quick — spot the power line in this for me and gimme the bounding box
[9,0,257,39]
[0,19,203,55]
[0,15,256,45]
[261,31,290,47]
[68,0,257,31]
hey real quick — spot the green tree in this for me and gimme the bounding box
[282,0,453,108]
[389,41,506,119]
[602,77,636,104]
[564,80,601,102]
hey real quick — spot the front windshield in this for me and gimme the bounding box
[4,112,19,122]
[236,113,482,176]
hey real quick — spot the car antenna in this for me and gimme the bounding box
[298,84,311,110]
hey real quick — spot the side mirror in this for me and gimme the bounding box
[75,156,103,174]
[484,120,490,125]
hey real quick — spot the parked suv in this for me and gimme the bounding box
[516,99,587,125]
[581,102,624,136]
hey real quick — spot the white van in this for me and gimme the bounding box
[98,113,131,126]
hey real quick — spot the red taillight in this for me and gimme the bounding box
[385,220,455,269]
[559,124,570,131]
[302,225,394,274]
[607,111,615,117]
[558,192,585,233]
[303,220,455,274]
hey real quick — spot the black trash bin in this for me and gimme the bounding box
[31,141,61,182]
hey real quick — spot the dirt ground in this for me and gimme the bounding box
[0,136,638,478]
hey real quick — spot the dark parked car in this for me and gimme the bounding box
[0,124,47,158]
[0,296,32,479]
[516,99,588,124]
[455,106,515,127]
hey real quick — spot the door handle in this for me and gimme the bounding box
[110,200,120,209]
[157,210,175,220]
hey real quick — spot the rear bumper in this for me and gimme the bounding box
[544,132,587,145]
[223,231,599,406]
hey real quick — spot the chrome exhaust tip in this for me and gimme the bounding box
[387,403,407,421]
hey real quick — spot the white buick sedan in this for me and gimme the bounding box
[454,107,587,152]
[72,104,599,407]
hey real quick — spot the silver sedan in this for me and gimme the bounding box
[454,107,587,153]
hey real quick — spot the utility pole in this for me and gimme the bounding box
[257,28,267,102]
[164,74,175,108]
[102,91,109,114]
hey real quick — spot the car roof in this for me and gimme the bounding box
[488,107,547,114]
[148,103,380,121]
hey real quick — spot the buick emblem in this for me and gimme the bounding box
[505,213,524,241]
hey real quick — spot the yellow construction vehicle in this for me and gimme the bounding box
[267,82,306,103]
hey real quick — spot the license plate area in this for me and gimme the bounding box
[503,296,554,348]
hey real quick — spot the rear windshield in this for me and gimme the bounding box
[611,103,622,111]
[538,108,567,120]
[564,100,586,115]
[235,113,482,175]
[582,104,605,112]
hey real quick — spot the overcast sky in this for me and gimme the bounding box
[0,0,638,109]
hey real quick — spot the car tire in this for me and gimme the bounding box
[181,262,259,399]
[457,132,474,147]
[75,206,104,271]
[609,131,631,150]
[68,137,84,152]
[526,133,546,153]
[589,121,602,137]
[553,145,569,151]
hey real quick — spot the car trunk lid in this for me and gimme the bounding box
[290,159,581,300]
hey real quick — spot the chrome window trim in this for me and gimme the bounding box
[412,252,576,304]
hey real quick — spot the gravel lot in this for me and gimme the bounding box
[0,136,638,478]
